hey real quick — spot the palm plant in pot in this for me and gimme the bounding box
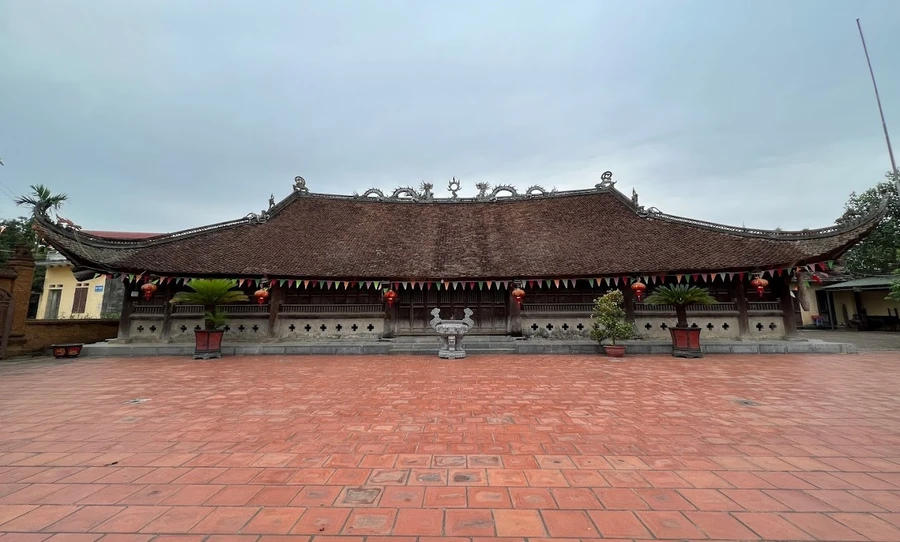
[170,279,248,359]
[643,284,716,358]
[590,290,634,357]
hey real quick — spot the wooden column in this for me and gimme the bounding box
[267,283,286,337]
[160,282,174,342]
[622,283,636,323]
[119,281,135,341]
[383,280,395,338]
[773,274,797,336]
[508,282,523,336]
[731,276,750,337]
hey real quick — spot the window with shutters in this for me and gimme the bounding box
[71,283,89,314]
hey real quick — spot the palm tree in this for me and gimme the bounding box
[15,184,68,211]
[170,279,249,330]
[643,284,716,328]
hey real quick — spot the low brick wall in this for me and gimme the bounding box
[22,319,119,355]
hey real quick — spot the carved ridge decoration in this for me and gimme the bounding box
[31,170,888,250]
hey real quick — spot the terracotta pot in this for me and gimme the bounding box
[193,330,224,360]
[669,327,703,358]
[604,344,626,357]
[51,343,83,358]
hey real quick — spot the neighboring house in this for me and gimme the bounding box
[820,276,900,330]
[35,231,160,320]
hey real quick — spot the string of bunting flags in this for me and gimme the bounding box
[95,260,835,290]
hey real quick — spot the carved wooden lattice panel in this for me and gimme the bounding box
[397,287,508,334]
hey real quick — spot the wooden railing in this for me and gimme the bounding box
[636,303,737,313]
[525,303,593,314]
[172,305,204,315]
[131,305,164,315]
[221,304,269,315]
[748,302,781,311]
[279,304,383,315]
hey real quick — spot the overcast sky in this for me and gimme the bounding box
[1,0,898,232]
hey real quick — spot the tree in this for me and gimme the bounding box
[170,279,249,330]
[837,172,900,276]
[589,290,634,345]
[14,184,68,212]
[643,284,716,328]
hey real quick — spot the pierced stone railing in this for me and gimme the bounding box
[279,304,383,315]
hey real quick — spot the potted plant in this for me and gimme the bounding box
[643,284,716,358]
[590,290,634,357]
[170,279,248,359]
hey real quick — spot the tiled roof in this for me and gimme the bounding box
[822,275,900,291]
[35,186,884,280]
[81,230,163,240]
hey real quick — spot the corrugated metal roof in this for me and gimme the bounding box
[822,276,900,290]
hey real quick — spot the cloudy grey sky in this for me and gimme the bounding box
[1,0,898,232]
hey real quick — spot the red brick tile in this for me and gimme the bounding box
[0,505,80,531]
[289,486,340,507]
[46,505,124,532]
[732,512,813,540]
[487,469,527,486]
[685,511,759,539]
[765,489,835,511]
[380,486,424,508]
[243,486,299,507]
[716,471,775,489]
[637,510,705,539]
[423,487,467,508]
[721,489,785,511]
[640,470,689,488]
[95,535,155,542]
[830,512,900,541]
[326,468,371,485]
[189,506,258,533]
[92,506,169,533]
[444,509,494,537]
[523,469,568,487]
[205,485,264,506]
[250,468,298,485]
[138,506,213,533]
[209,468,262,484]
[44,535,102,542]
[35,485,103,506]
[678,488,743,511]
[161,484,224,505]
[593,488,649,510]
[635,488,695,510]
[0,534,50,541]
[782,512,869,540]
[0,504,38,526]
[807,489,888,512]
[241,507,305,534]
[358,454,397,468]
[587,510,651,538]
[0,484,68,504]
[77,486,144,506]
[392,508,443,536]
[540,510,598,537]
[549,487,601,509]
[755,471,816,490]
[853,490,900,512]
[493,509,545,537]
[289,508,350,535]
[561,469,609,487]
[467,487,511,508]
[676,470,734,488]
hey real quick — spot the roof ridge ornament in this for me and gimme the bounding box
[293,176,309,194]
[448,177,461,199]
[596,171,615,189]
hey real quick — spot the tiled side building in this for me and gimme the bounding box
[33,175,883,343]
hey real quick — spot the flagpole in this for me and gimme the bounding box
[857,18,899,194]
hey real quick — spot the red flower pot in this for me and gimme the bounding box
[669,327,703,358]
[193,330,224,359]
[51,343,83,358]
[604,345,626,357]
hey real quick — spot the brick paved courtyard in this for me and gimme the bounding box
[1,353,900,541]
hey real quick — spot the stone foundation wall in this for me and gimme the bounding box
[635,315,742,340]
[522,314,591,339]
[748,314,786,339]
[274,317,383,340]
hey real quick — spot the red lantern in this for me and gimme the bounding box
[511,287,525,309]
[750,277,769,297]
[383,289,397,307]
[811,274,822,284]
[140,282,157,301]
[254,288,270,305]
[630,281,646,302]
